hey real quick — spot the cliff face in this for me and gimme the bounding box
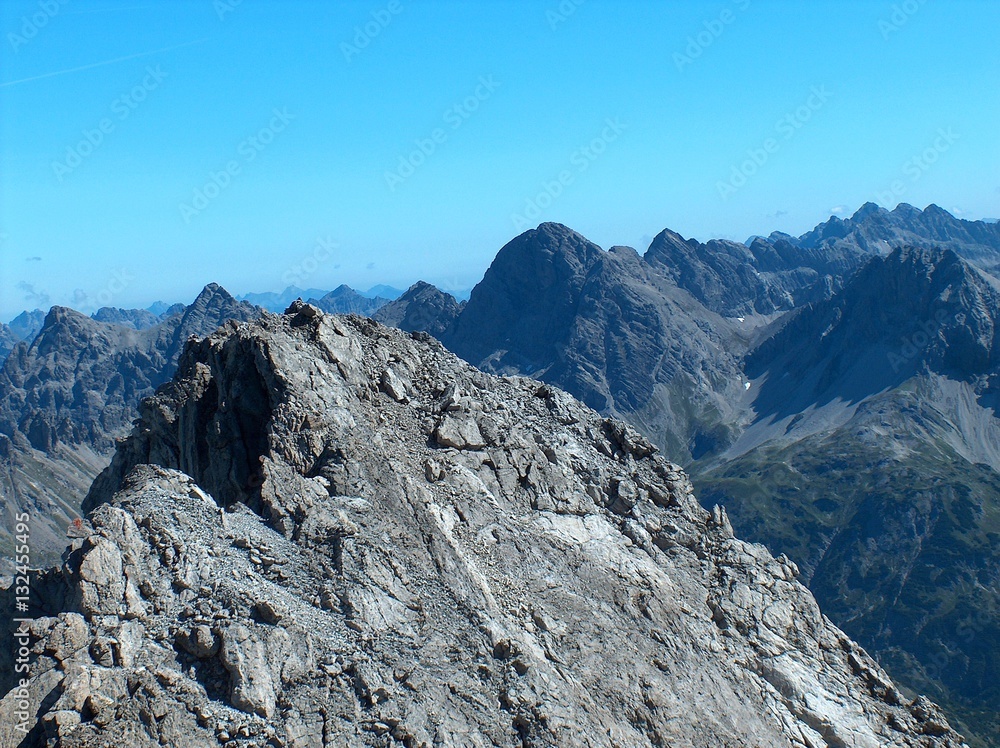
[0,305,966,747]
[0,285,259,570]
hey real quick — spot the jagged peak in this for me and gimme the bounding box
[493,222,604,269]
[922,203,954,218]
[42,305,97,327]
[191,282,236,304]
[850,202,887,221]
[892,202,922,215]
[331,284,356,293]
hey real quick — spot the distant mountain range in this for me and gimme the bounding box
[0,310,46,361]
[3,201,1000,744]
[237,284,403,312]
[361,202,1000,745]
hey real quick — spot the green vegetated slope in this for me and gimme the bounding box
[695,425,1000,746]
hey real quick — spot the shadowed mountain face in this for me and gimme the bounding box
[441,224,754,460]
[0,306,966,747]
[643,230,866,317]
[0,325,17,363]
[90,306,163,330]
[0,284,259,454]
[7,309,46,343]
[0,284,259,568]
[1,310,47,363]
[696,246,1000,745]
[445,223,607,371]
[373,281,465,338]
[746,246,1000,420]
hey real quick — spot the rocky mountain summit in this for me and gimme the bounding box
[7,310,46,345]
[439,223,756,461]
[0,305,966,747]
[368,210,1000,745]
[1,311,46,364]
[373,281,465,339]
[0,284,257,454]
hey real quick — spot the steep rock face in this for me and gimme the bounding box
[373,281,464,338]
[696,247,1000,744]
[746,246,1000,415]
[442,225,753,462]
[8,309,46,343]
[0,284,258,454]
[0,284,258,569]
[0,306,966,747]
[0,324,17,363]
[445,222,605,371]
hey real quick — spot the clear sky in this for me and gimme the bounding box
[1,0,998,319]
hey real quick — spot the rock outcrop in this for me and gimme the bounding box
[0,305,967,747]
[0,324,17,364]
[0,284,259,570]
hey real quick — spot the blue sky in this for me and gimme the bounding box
[1,0,998,319]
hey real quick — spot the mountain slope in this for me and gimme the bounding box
[91,306,162,330]
[0,284,259,568]
[0,305,966,747]
[372,280,464,337]
[643,229,865,317]
[0,324,17,363]
[695,246,1000,745]
[442,224,755,461]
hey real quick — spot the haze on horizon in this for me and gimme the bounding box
[1,0,997,319]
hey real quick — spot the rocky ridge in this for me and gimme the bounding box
[0,284,258,569]
[0,305,966,747]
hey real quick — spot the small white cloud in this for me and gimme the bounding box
[17,281,50,307]
[830,205,846,215]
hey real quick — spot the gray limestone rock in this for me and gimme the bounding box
[0,307,967,747]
